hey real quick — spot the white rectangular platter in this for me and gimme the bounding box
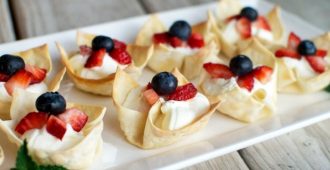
[1,0,330,169]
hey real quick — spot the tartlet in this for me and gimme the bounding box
[0,145,3,166]
[57,31,153,96]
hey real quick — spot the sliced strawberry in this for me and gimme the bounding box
[203,63,234,79]
[110,49,132,64]
[5,69,32,95]
[79,45,92,56]
[255,16,271,31]
[153,32,170,44]
[236,17,252,39]
[58,108,88,132]
[305,56,326,73]
[0,73,10,82]
[169,36,183,47]
[146,82,152,90]
[252,66,273,84]
[167,83,197,101]
[46,115,67,140]
[315,49,327,58]
[84,48,106,68]
[188,33,205,48]
[225,14,241,23]
[275,48,301,59]
[287,32,301,49]
[15,112,48,135]
[113,39,127,50]
[237,73,254,92]
[143,89,160,105]
[25,64,47,84]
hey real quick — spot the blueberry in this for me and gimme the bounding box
[297,40,316,56]
[169,20,192,40]
[240,7,258,22]
[229,55,253,76]
[0,54,25,76]
[36,92,66,115]
[92,35,114,52]
[151,72,178,95]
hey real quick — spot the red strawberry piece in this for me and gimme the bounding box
[237,73,254,92]
[188,33,205,48]
[315,49,327,58]
[15,112,48,135]
[203,63,234,79]
[79,45,92,56]
[143,89,160,105]
[169,36,183,47]
[58,108,88,132]
[84,48,106,68]
[287,32,301,49]
[25,64,47,84]
[5,69,32,95]
[255,16,271,31]
[167,83,197,101]
[110,49,132,64]
[0,73,10,82]
[146,82,152,90]
[305,56,326,73]
[252,66,273,84]
[153,32,170,44]
[236,17,252,39]
[226,14,241,23]
[113,39,127,50]
[275,48,301,59]
[46,115,67,140]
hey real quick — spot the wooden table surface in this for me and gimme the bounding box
[1,0,330,169]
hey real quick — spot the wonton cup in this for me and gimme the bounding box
[113,68,220,149]
[0,89,106,170]
[277,32,330,93]
[134,14,221,79]
[56,31,154,96]
[199,39,278,122]
[0,44,66,120]
[214,0,285,58]
[0,145,3,166]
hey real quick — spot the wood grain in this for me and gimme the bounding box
[0,0,15,43]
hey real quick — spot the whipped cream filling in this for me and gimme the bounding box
[165,45,200,56]
[160,92,210,130]
[282,57,317,78]
[0,82,47,102]
[69,53,127,79]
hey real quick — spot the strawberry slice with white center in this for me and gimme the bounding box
[167,83,197,101]
[237,73,254,92]
[287,32,301,50]
[5,69,32,95]
[113,39,127,50]
[58,108,88,132]
[110,49,132,65]
[305,56,326,73]
[252,66,273,84]
[0,73,9,82]
[236,17,252,39]
[25,64,47,84]
[143,88,160,105]
[255,16,271,31]
[188,33,205,48]
[15,112,48,135]
[46,115,67,140]
[79,45,92,56]
[84,48,106,68]
[203,63,234,79]
[275,48,301,59]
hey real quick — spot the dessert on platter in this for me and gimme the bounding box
[0,145,3,166]
[57,31,153,96]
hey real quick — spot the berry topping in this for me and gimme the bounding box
[188,33,205,48]
[58,108,88,132]
[240,7,258,22]
[167,83,197,101]
[236,17,252,39]
[275,48,301,59]
[297,40,317,56]
[237,73,254,92]
[92,35,114,52]
[169,20,192,40]
[84,48,106,68]
[229,55,253,76]
[5,69,32,95]
[113,39,127,50]
[203,63,234,79]
[46,115,67,140]
[151,72,178,95]
[0,73,9,82]
[153,32,170,44]
[0,54,25,76]
[110,49,132,64]
[288,32,301,49]
[79,45,92,56]
[169,36,183,47]
[36,92,66,115]
[252,66,273,84]
[25,64,47,84]
[255,16,271,31]
[316,49,327,58]
[305,56,326,73]
[15,112,48,135]
[143,89,160,105]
